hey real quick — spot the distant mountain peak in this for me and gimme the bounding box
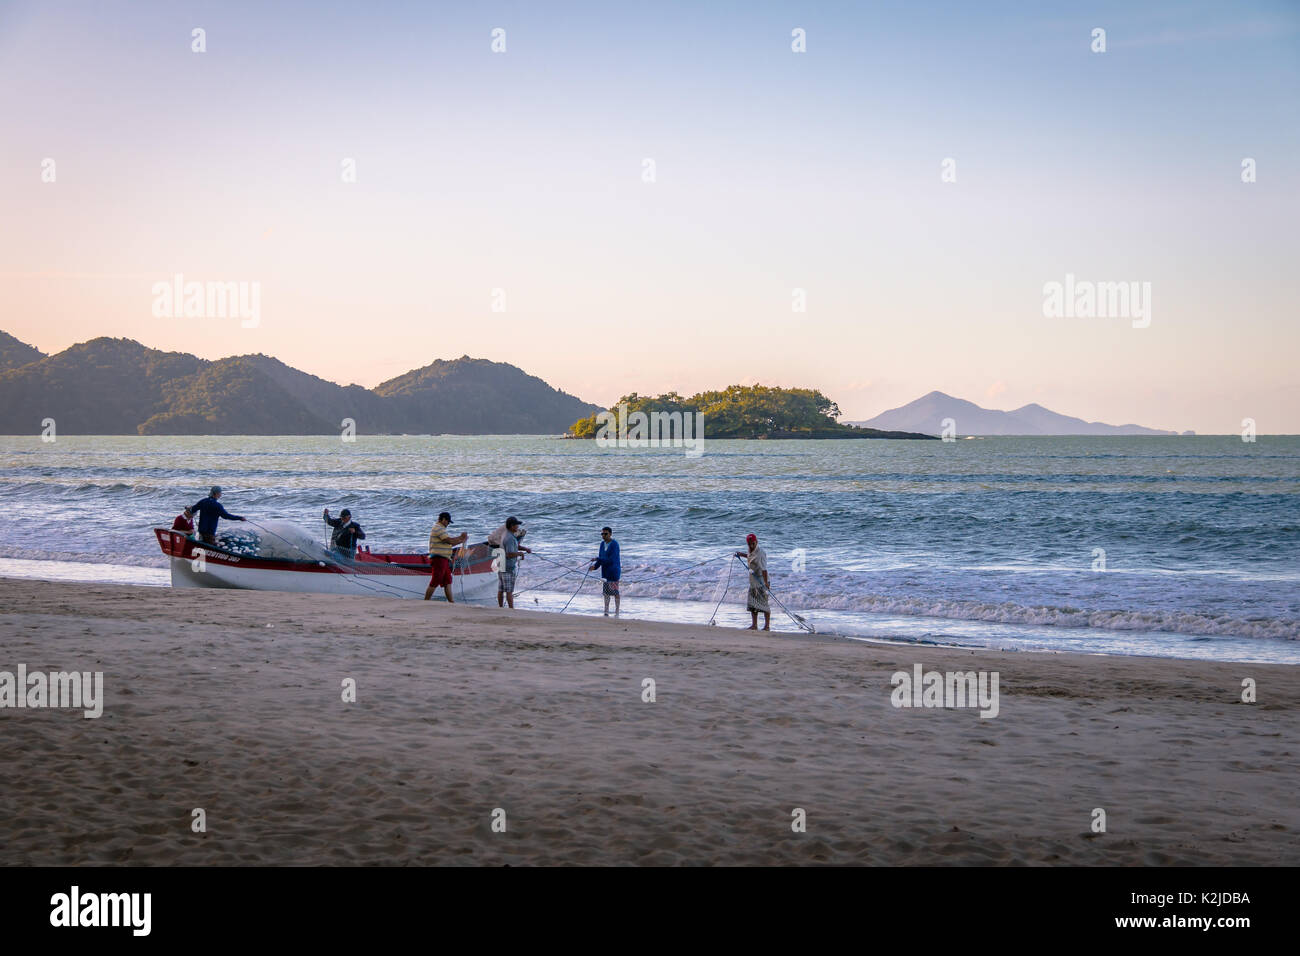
[853,392,1176,436]
[0,331,46,372]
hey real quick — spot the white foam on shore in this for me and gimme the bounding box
[611,573,1299,642]
[0,557,168,586]
[3,555,1297,662]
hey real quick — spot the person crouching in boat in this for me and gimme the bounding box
[172,506,195,537]
[323,507,366,559]
[735,533,770,631]
[424,511,468,602]
[190,486,246,545]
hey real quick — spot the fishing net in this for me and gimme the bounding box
[214,520,333,562]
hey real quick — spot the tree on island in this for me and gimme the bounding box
[568,384,934,440]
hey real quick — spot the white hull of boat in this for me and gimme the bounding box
[157,528,500,602]
[169,556,499,601]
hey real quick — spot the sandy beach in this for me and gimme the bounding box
[0,577,1296,866]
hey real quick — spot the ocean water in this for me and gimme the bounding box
[0,435,1296,664]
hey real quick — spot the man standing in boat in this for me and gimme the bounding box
[424,511,468,602]
[190,486,246,544]
[323,507,366,559]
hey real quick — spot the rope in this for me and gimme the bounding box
[556,567,592,613]
[527,550,729,590]
[521,551,755,624]
[228,525,814,631]
[529,552,581,573]
[731,554,815,633]
[707,555,736,626]
[651,553,733,580]
[239,519,413,599]
[514,565,585,597]
[453,543,469,602]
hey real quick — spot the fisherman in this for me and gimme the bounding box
[171,506,195,536]
[495,516,530,609]
[323,507,366,559]
[589,526,621,616]
[735,533,771,631]
[424,511,469,602]
[488,519,526,549]
[190,486,246,544]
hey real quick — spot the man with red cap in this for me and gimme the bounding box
[735,533,771,631]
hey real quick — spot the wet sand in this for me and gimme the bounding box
[0,577,1295,865]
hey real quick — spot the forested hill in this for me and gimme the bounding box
[0,331,45,371]
[0,333,601,435]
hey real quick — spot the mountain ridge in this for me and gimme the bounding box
[851,390,1183,436]
[0,333,601,435]
[0,331,46,371]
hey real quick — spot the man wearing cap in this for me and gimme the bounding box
[189,486,246,545]
[424,511,468,602]
[323,507,366,559]
[495,516,530,609]
[735,533,770,631]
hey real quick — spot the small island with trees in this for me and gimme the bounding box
[567,385,937,440]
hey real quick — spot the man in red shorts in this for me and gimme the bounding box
[424,511,468,602]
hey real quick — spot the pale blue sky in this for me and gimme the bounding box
[1,0,1297,431]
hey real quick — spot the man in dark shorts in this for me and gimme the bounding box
[590,526,622,616]
[424,511,468,602]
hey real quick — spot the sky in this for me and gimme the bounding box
[1,0,1297,433]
